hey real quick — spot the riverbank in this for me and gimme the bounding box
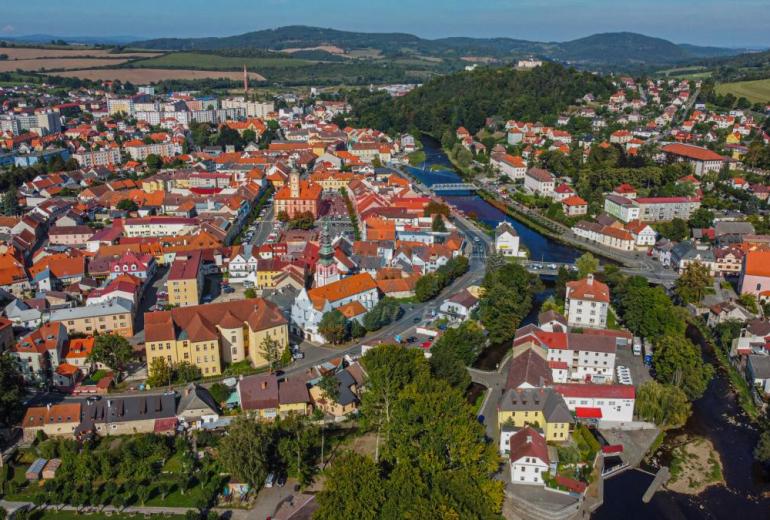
[688,319,761,421]
[666,434,724,495]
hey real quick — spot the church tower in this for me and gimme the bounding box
[289,170,300,199]
[314,222,340,288]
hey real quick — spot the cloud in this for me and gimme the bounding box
[1,25,15,34]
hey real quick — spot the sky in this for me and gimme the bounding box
[2,0,770,48]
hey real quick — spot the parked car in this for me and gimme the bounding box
[223,287,235,294]
[265,473,275,488]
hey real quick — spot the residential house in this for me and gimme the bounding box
[508,426,550,485]
[497,387,572,442]
[565,275,609,329]
[524,168,555,197]
[144,298,288,376]
[494,221,523,257]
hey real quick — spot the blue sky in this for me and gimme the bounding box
[2,0,769,48]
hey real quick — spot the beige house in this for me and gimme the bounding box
[144,298,288,376]
[167,251,203,307]
[21,403,81,441]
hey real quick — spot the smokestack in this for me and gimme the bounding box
[243,65,248,95]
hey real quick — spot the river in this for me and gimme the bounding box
[411,135,770,519]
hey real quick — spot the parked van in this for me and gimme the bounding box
[633,337,642,356]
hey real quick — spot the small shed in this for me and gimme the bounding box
[42,458,61,480]
[25,458,47,481]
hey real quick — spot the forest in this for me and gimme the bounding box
[347,63,614,138]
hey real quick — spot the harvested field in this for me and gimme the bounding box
[0,58,132,72]
[281,45,346,55]
[716,79,770,104]
[49,68,266,82]
[0,48,161,59]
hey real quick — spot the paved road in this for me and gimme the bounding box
[250,204,276,246]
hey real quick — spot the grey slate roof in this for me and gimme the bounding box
[177,383,220,416]
[498,387,572,424]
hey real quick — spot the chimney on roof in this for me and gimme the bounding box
[587,273,594,285]
[526,435,532,444]
[261,381,268,390]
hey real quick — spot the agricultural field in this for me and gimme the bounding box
[0,47,161,59]
[130,51,313,70]
[49,68,266,82]
[0,58,132,72]
[716,79,770,104]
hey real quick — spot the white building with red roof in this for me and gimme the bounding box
[565,274,610,328]
[661,143,724,176]
[508,426,550,485]
[553,383,635,424]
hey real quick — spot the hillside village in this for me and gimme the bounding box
[0,59,769,520]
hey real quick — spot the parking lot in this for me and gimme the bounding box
[615,341,653,388]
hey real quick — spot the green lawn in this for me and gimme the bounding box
[27,512,183,520]
[131,52,313,71]
[716,79,770,104]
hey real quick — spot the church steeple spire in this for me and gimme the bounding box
[314,222,340,288]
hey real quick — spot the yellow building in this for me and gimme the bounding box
[497,388,572,442]
[167,251,203,307]
[144,298,288,377]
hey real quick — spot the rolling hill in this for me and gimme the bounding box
[131,25,749,69]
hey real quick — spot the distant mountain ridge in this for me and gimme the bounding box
[1,34,141,45]
[130,25,753,68]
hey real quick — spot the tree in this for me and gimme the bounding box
[0,188,19,216]
[431,321,485,366]
[429,345,472,389]
[216,126,245,150]
[242,129,257,144]
[318,374,340,403]
[315,452,384,520]
[618,280,686,339]
[244,288,257,299]
[431,214,447,232]
[208,382,231,404]
[385,377,503,517]
[360,345,430,460]
[218,416,272,489]
[0,353,25,427]
[116,198,138,212]
[288,211,315,230]
[688,208,715,229]
[147,357,173,388]
[318,310,349,344]
[755,430,770,464]
[362,298,402,331]
[175,362,202,383]
[674,261,713,304]
[276,210,290,223]
[89,333,133,378]
[275,415,320,486]
[479,261,537,344]
[259,335,282,373]
[424,201,450,218]
[415,274,441,302]
[145,154,163,170]
[738,293,759,314]
[575,252,599,278]
[653,335,714,400]
[634,381,691,429]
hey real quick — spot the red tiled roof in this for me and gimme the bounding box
[661,143,724,162]
[553,383,635,399]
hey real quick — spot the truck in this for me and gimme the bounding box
[643,339,653,366]
[633,337,642,356]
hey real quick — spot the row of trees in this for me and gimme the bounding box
[219,414,321,489]
[415,255,470,302]
[315,345,503,519]
[478,254,541,344]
